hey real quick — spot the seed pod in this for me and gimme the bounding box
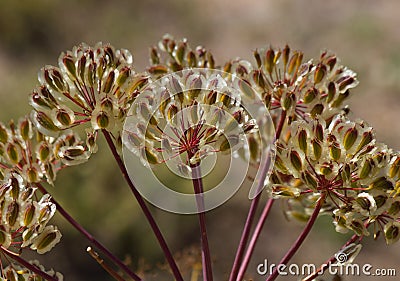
[329,142,341,161]
[320,162,333,176]
[297,129,308,154]
[389,157,400,179]
[343,127,358,150]
[19,118,31,141]
[369,176,393,190]
[303,88,317,104]
[327,82,336,103]
[248,134,259,161]
[314,63,327,84]
[287,52,299,75]
[149,65,168,75]
[187,51,197,67]
[253,49,262,68]
[23,203,36,227]
[6,201,20,228]
[144,146,160,165]
[0,123,8,143]
[150,46,160,64]
[264,48,275,74]
[310,103,324,117]
[31,226,62,254]
[33,111,60,136]
[62,54,77,78]
[356,131,374,153]
[282,45,290,68]
[6,143,20,164]
[290,150,303,172]
[239,79,256,99]
[384,222,400,245]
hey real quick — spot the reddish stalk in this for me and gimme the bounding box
[36,183,141,281]
[229,110,287,281]
[1,246,58,281]
[236,198,275,280]
[266,192,327,281]
[191,163,213,281]
[102,130,183,281]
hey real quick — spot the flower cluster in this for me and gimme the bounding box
[148,34,216,76]
[29,42,148,152]
[123,69,262,174]
[2,260,63,281]
[272,115,400,244]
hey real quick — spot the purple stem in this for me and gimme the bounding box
[236,198,274,280]
[266,192,327,281]
[1,246,58,281]
[102,130,183,281]
[191,163,213,281]
[36,183,141,281]
[229,110,287,281]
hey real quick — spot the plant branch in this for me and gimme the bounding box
[229,110,287,281]
[191,163,213,281]
[102,130,183,281]
[1,246,58,281]
[35,183,141,281]
[236,198,275,281]
[266,192,327,281]
[87,247,126,281]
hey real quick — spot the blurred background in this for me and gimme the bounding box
[1,0,399,280]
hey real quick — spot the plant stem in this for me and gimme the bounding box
[229,110,287,281]
[87,247,126,281]
[266,192,327,281]
[191,163,213,281]
[102,130,183,281]
[36,183,141,281]
[236,198,274,281]
[1,246,58,281]
[302,233,362,281]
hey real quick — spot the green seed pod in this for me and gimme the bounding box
[311,139,322,160]
[369,176,393,190]
[144,146,159,165]
[264,48,275,74]
[374,195,387,209]
[310,103,324,117]
[388,201,400,216]
[326,55,337,71]
[150,46,160,65]
[297,129,308,154]
[62,54,77,78]
[148,65,168,75]
[23,203,36,227]
[6,201,20,228]
[356,131,373,153]
[35,111,60,134]
[253,49,262,68]
[282,92,295,111]
[329,142,341,161]
[338,76,355,92]
[19,119,31,141]
[175,42,186,65]
[385,222,400,244]
[96,111,111,129]
[302,172,318,190]
[0,123,8,143]
[167,104,178,121]
[327,82,336,103]
[239,79,256,99]
[320,162,333,176]
[290,150,303,172]
[248,134,259,161]
[343,127,358,150]
[389,157,400,179]
[314,63,327,84]
[116,66,131,87]
[287,52,299,75]
[303,88,317,104]
[253,70,266,89]
[358,156,374,179]
[102,71,115,93]
[314,123,324,142]
[187,51,197,67]
[6,143,20,164]
[282,45,290,68]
